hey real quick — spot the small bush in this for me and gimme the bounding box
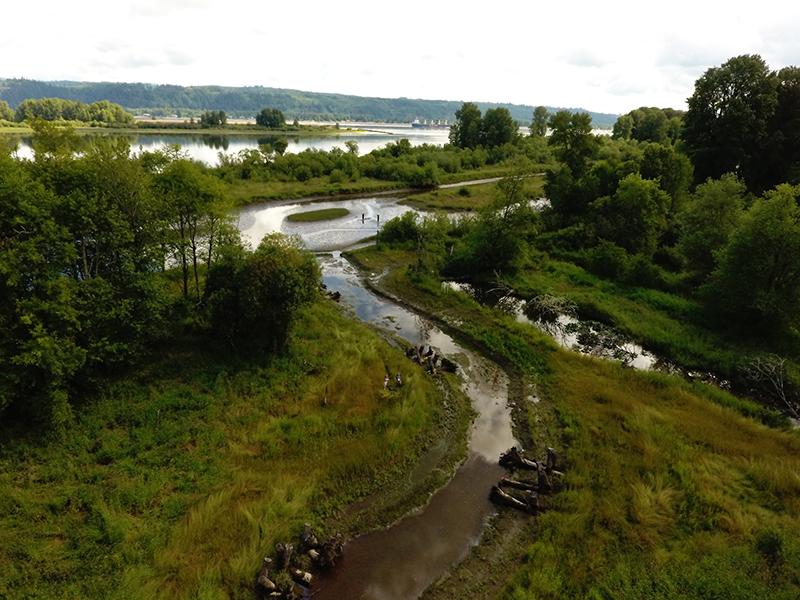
[379,212,419,245]
[586,240,629,279]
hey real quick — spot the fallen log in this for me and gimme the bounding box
[275,542,294,570]
[299,523,319,553]
[499,446,539,470]
[499,477,537,491]
[546,447,558,471]
[291,568,313,586]
[490,485,539,514]
[257,557,276,592]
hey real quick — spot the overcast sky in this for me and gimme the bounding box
[2,0,798,114]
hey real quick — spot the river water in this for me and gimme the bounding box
[8,123,451,166]
[238,196,517,599]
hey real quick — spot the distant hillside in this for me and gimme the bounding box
[0,78,619,128]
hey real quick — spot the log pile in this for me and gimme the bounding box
[405,344,458,374]
[256,524,343,599]
[490,446,564,515]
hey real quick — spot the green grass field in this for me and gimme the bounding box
[402,176,545,212]
[224,176,405,206]
[286,207,350,222]
[349,244,800,600]
[0,300,469,600]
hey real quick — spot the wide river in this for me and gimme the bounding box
[8,123,451,166]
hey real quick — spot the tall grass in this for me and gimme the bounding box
[0,300,456,599]
[503,352,800,599]
[351,244,800,599]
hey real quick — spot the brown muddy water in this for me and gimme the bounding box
[238,202,518,598]
[313,253,515,599]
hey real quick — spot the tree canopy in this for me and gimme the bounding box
[531,106,549,137]
[706,183,800,329]
[682,54,800,192]
[449,102,483,149]
[612,107,682,143]
[255,108,286,128]
[13,98,133,124]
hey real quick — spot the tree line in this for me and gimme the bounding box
[3,98,134,125]
[0,78,620,126]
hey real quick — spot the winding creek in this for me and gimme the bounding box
[239,196,517,599]
[236,190,702,598]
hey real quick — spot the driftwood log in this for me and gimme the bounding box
[291,568,313,586]
[275,543,294,571]
[546,447,558,471]
[257,557,276,592]
[499,446,539,470]
[500,477,537,491]
[490,485,539,514]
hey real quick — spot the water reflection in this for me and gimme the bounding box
[238,196,416,252]
[9,124,451,165]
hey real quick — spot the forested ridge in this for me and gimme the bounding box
[0,77,619,126]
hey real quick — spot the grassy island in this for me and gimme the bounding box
[286,207,350,222]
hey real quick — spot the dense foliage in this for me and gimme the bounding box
[612,106,683,143]
[449,102,519,149]
[216,133,553,190]
[255,107,286,128]
[198,110,226,127]
[682,55,800,192]
[0,125,316,431]
[377,53,800,405]
[12,98,133,125]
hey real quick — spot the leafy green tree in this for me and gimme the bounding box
[155,159,225,300]
[547,111,597,175]
[677,174,746,277]
[206,234,319,352]
[639,142,693,210]
[480,107,518,147]
[612,114,633,140]
[449,102,482,149]
[706,184,800,329]
[0,153,81,427]
[199,110,227,127]
[591,173,670,256]
[613,108,682,143]
[256,108,285,128]
[0,100,13,121]
[530,106,549,137]
[772,67,800,185]
[447,175,538,275]
[682,55,778,191]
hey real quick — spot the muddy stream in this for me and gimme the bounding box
[239,197,518,599]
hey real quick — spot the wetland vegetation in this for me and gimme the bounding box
[2,52,800,600]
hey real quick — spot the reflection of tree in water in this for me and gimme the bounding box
[525,294,577,339]
[415,314,432,346]
[201,136,230,151]
[564,320,637,365]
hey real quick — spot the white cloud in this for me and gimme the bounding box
[2,0,799,113]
